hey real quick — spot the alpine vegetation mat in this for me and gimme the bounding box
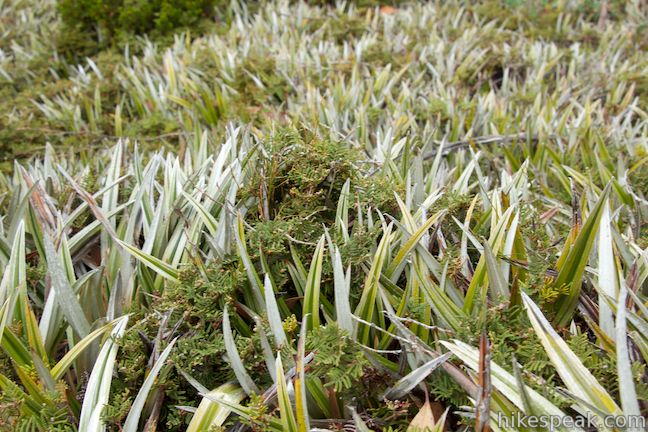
[0,0,648,430]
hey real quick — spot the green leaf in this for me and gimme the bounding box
[522,293,621,420]
[615,284,641,417]
[463,206,515,314]
[0,221,26,334]
[43,234,91,338]
[51,318,123,380]
[182,190,219,237]
[382,353,452,399]
[187,382,246,432]
[303,235,325,330]
[276,354,298,432]
[483,242,508,300]
[115,238,179,281]
[335,178,351,241]
[387,209,445,278]
[597,202,617,337]
[295,315,310,432]
[234,214,265,311]
[22,295,48,362]
[223,305,259,395]
[355,224,393,345]
[78,316,129,432]
[0,372,42,415]
[122,338,177,432]
[264,274,287,348]
[553,184,611,326]
[331,245,354,336]
[200,392,284,430]
[442,339,579,431]
[1,327,32,367]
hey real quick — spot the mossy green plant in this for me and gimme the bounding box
[306,323,370,393]
[56,0,222,58]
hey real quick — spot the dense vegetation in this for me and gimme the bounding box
[56,0,221,57]
[1,0,647,431]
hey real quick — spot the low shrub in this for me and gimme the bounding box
[56,0,221,57]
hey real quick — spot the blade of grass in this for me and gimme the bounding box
[264,274,287,348]
[382,352,452,399]
[276,353,298,432]
[186,382,246,432]
[597,202,617,337]
[78,316,129,432]
[615,283,641,417]
[116,238,179,281]
[51,317,124,380]
[522,292,621,419]
[553,184,611,326]
[331,245,353,335]
[355,224,393,345]
[43,234,91,338]
[223,305,259,395]
[303,235,325,330]
[295,315,310,432]
[442,339,579,430]
[123,338,177,432]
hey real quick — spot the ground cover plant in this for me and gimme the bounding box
[1,0,648,430]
